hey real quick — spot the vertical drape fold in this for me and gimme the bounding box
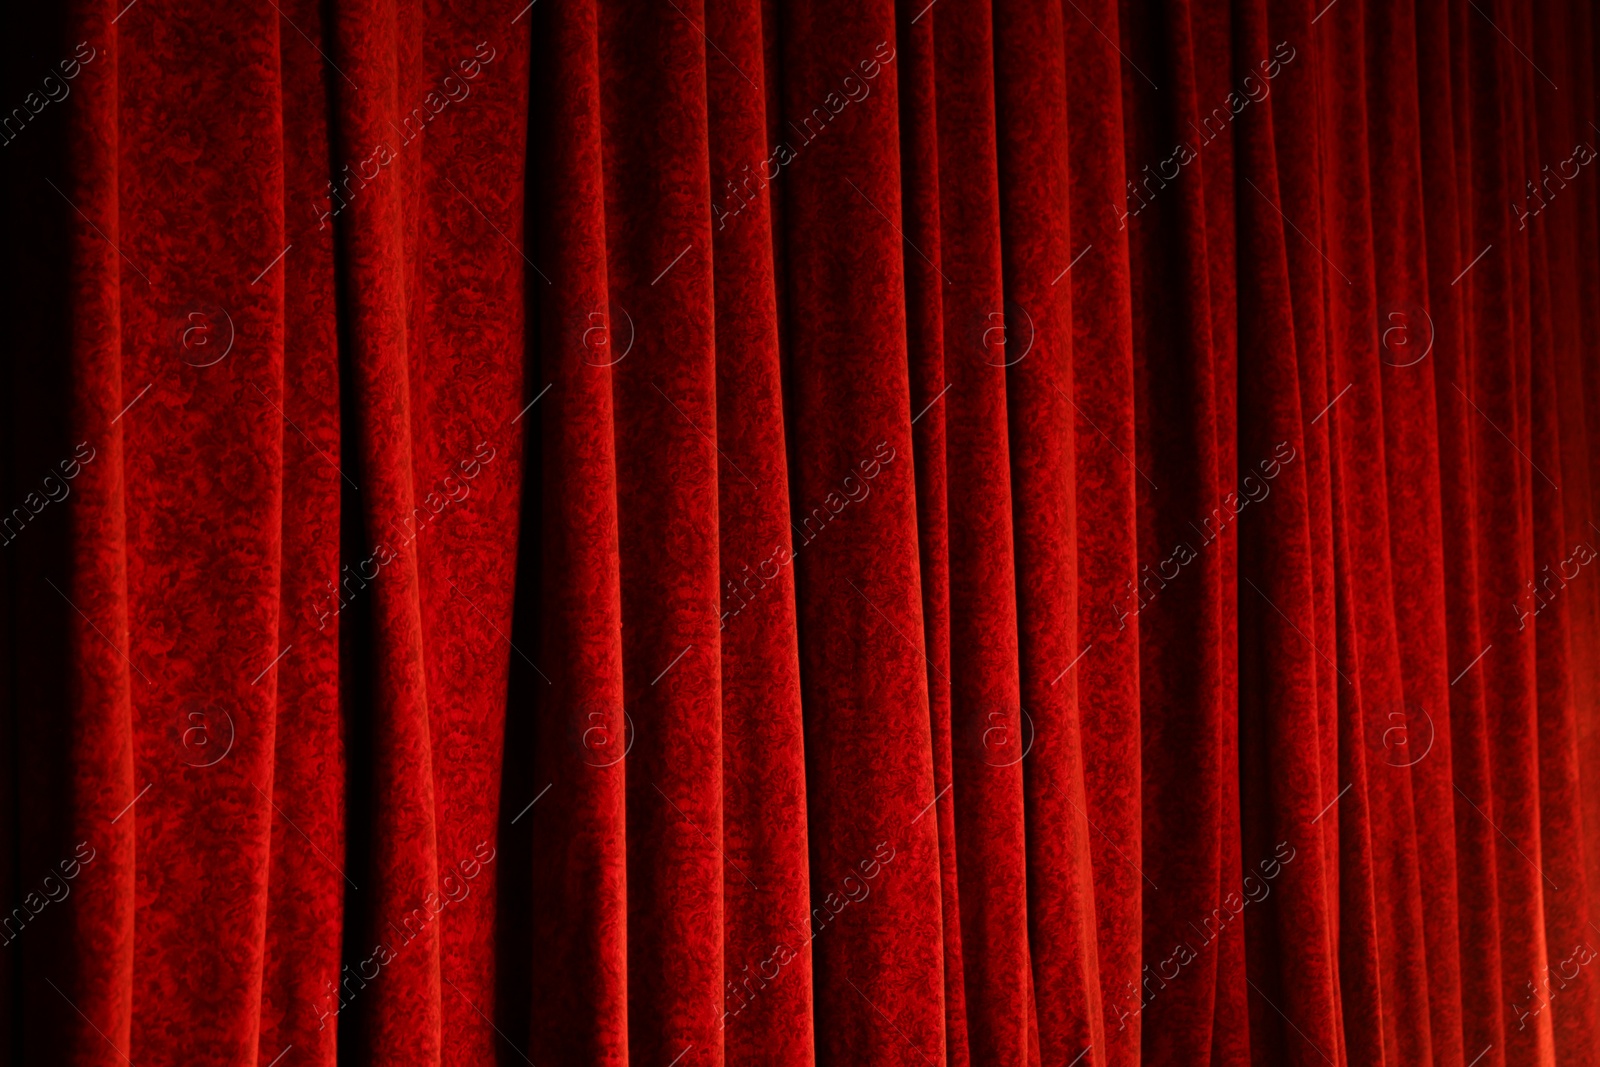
[8,0,1600,1064]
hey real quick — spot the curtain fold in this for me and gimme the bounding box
[5,0,1600,1064]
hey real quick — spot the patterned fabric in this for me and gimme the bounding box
[3,0,1599,1064]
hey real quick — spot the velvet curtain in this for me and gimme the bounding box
[3,0,1600,1063]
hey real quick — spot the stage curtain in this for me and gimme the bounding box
[3,0,1600,1064]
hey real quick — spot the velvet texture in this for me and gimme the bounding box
[3,0,1600,1064]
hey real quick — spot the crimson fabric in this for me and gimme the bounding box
[4,0,1600,1064]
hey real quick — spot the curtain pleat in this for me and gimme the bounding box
[6,0,1600,1063]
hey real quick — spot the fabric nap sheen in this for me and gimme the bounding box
[2,0,1600,1064]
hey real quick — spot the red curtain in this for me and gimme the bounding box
[3,0,1600,1063]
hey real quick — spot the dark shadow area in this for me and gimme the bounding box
[0,6,88,1063]
[330,118,379,1067]
[491,3,551,1062]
